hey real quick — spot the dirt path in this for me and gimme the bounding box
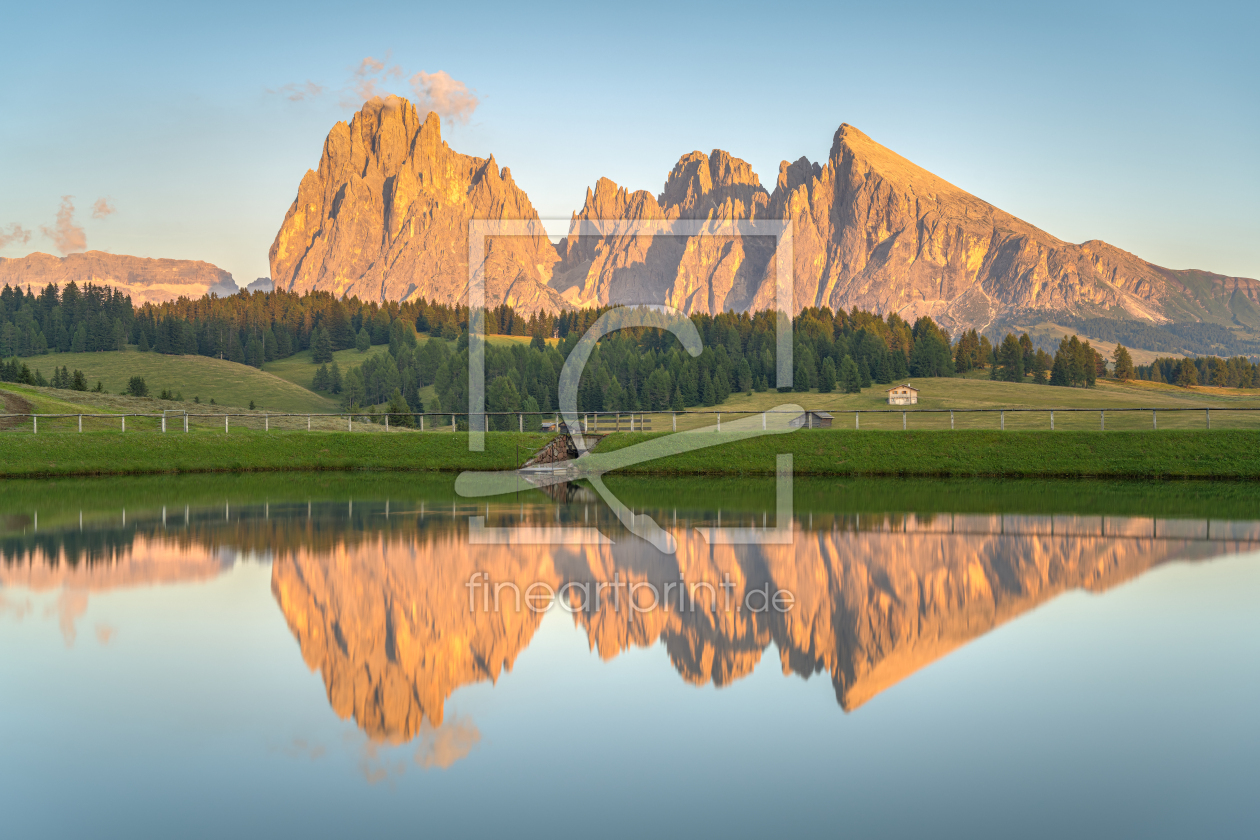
[0,389,32,430]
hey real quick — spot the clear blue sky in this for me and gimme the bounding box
[1,0,1256,286]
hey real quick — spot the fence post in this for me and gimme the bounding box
[1206,408,1210,429]
[855,412,859,430]
[265,413,269,432]
[673,413,677,432]
[950,409,954,430]
[78,414,82,433]
[1050,410,1054,431]
[162,414,166,433]
[122,415,125,433]
[33,415,36,434]
[420,415,424,432]
[762,412,766,430]
[903,411,907,430]
[1000,410,1004,431]
[385,413,389,430]
[224,415,228,434]
[307,415,311,431]
[717,413,721,432]
[1101,410,1105,431]
[348,415,351,432]
[1152,410,1156,430]
[184,413,188,433]
[519,413,523,433]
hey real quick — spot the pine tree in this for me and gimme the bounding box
[313,364,330,391]
[356,328,371,352]
[329,360,343,394]
[840,356,862,394]
[312,326,334,363]
[819,357,837,393]
[997,334,1024,381]
[386,388,414,427]
[1176,357,1198,387]
[670,385,685,411]
[1049,351,1069,386]
[793,359,811,393]
[1113,344,1135,381]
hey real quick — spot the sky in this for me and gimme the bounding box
[0,0,1257,287]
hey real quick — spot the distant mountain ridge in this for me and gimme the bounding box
[0,251,238,303]
[270,96,1260,349]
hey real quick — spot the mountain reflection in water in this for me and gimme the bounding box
[3,489,1257,746]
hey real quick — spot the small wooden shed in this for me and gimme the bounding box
[887,384,919,405]
[791,410,833,429]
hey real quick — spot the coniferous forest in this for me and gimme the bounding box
[4,282,1260,415]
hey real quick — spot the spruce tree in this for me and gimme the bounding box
[313,326,334,363]
[1176,358,1198,387]
[1112,344,1135,381]
[701,373,716,405]
[356,328,371,352]
[819,357,837,393]
[329,360,343,394]
[840,356,862,394]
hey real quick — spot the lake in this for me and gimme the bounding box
[2,474,1258,839]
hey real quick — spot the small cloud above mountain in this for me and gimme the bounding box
[91,198,116,219]
[0,223,32,250]
[270,80,325,102]
[271,55,478,123]
[411,71,478,124]
[41,196,86,255]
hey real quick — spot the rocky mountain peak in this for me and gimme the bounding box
[266,106,1259,341]
[659,149,768,219]
[269,96,561,311]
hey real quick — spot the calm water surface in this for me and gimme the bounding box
[2,475,1258,839]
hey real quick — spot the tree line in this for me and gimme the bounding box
[7,281,1260,415]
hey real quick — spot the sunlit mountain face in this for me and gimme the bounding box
[5,479,1256,739]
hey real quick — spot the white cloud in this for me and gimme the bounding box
[40,196,86,255]
[0,223,32,250]
[270,56,479,123]
[411,70,479,124]
[91,197,116,219]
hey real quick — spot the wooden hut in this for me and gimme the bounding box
[886,384,919,405]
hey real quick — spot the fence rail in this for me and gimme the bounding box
[1,407,1258,433]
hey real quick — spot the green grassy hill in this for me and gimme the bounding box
[28,349,338,413]
[14,340,1260,432]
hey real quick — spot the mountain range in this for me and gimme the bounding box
[0,251,238,304]
[270,95,1260,343]
[3,95,1255,352]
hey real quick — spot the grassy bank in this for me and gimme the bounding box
[2,428,1260,480]
[595,429,1260,479]
[0,431,550,478]
[5,471,1258,522]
